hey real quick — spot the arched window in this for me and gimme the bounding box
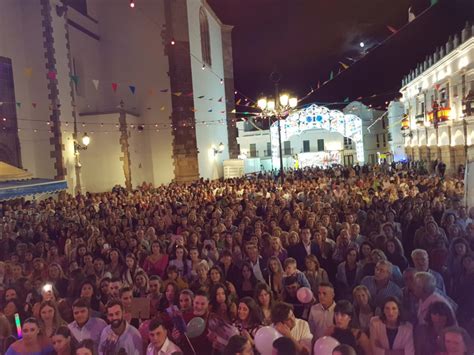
[199,7,212,67]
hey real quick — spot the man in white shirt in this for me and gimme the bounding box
[271,302,312,355]
[147,319,182,355]
[414,271,455,325]
[308,282,336,340]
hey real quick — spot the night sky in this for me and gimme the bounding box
[207,0,471,106]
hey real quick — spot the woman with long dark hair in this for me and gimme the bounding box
[79,280,100,312]
[105,249,124,279]
[121,253,143,287]
[369,297,414,354]
[52,326,78,355]
[233,297,263,344]
[325,300,372,355]
[168,245,191,281]
[254,283,274,326]
[209,283,237,322]
[237,262,258,299]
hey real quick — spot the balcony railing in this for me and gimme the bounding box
[249,150,259,158]
[283,148,293,156]
[264,150,272,157]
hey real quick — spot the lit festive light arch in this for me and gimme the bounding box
[270,104,364,164]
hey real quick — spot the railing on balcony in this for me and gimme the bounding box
[249,150,259,158]
[283,148,293,156]
[264,150,272,157]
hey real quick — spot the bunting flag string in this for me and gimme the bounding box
[386,25,398,34]
[339,62,349,70]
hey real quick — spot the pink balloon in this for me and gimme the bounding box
[313,336,340,355]
[297,287,314,304]
[254,326,282,355]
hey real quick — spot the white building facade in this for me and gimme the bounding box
[0,0,236,193]
[397,22,474,173]
[236,102,389,173]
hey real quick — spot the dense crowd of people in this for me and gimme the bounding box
[0,163,473,355]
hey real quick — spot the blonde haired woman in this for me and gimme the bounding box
[270,237,288,263]
[266,256,284,300]
[352,285,375,334]
[304,254,329,296]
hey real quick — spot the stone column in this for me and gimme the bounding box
[40,0,65,180]
[221,25,239,159]
[118,102,132,191]
[163,0,199,183]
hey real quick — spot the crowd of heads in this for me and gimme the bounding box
[0,163,473,354]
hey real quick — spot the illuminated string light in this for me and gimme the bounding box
[130,0,135,8]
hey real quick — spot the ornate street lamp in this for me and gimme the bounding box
[258,91,298,184]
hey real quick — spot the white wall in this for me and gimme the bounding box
[401,34,474,150]
[388,101,407,161]
[91,0,174,186]
[187,0,229,180]
[0,0,56,179]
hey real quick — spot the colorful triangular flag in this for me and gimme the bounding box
[339,62,349,70]
[112,83,118,92]
[172,92,182,97]
[198,95,205,99]
[236,99,242,105]
[92,79,99,90]
[48,71,57,80]
[218,97,223,102]
[386,25,398,34]
[160,89,169,93]
[329,71,334,80]
[344,97,350,103]
[160,106,165,111]
[208,109,213,112]
[129,85,136,95]
[317,81,321,89]
[16,102,21,108]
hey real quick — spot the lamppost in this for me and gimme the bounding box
[73,131,91,194]
[258,83,297,184]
